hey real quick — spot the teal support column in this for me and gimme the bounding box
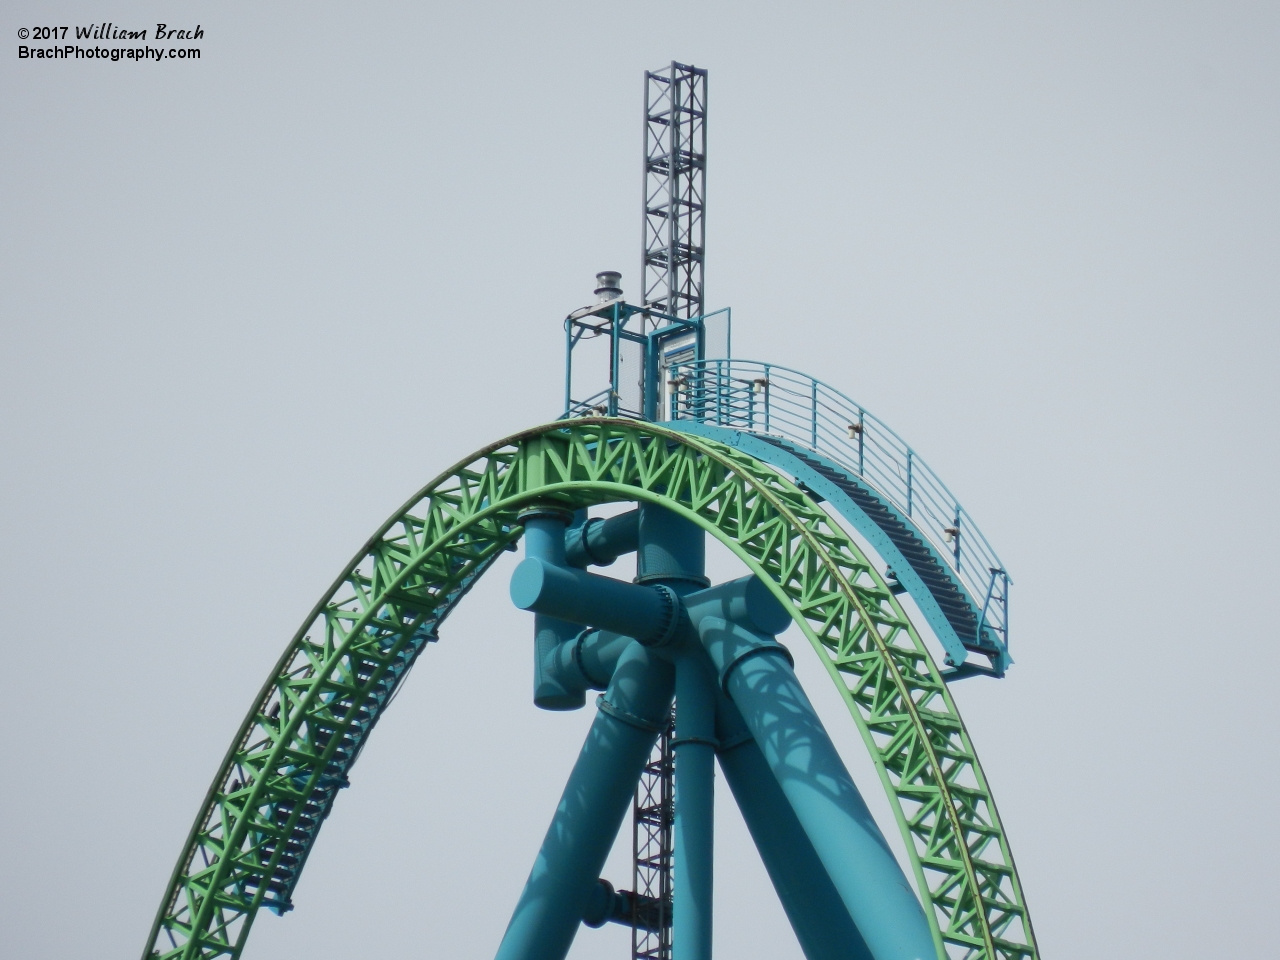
[523,510,586,710]
[637,503,709,588]
[521,510,570,566]
[672,651,716,960]
[644,334,661,421]
[565,510,640,568]
[523,509,641,709]
[698,618,935,960]
[715,693,872,960]
[494,642,675,960]
[533,614,587,710]
[636,502,711,960]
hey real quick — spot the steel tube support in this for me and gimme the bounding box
[672,651,716,960]
[637,503,708,587]
[522,512,570,566]
[682,574,791,638]
[544,629,634,697]
[631,502,704,960]
[536,624,638,711]
[565,510,640,568]
[524,511,639,708]
[533,614,586,710]
[495,642,675,960]
[510,558,680,648]
[715,693,872,960]
[525,512,587,710]
[698,617,936,960]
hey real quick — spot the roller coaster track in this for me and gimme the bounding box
[143,418,1038,960]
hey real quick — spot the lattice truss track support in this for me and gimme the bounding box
[143,419,1039,960]
[643,62,707,323]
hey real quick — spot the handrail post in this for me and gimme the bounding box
[763,364,771,435]
[564,319,573,416]
[608,303,620,417]
[810,379,818,449]
[906,451,913,517]
[1001,571,1010,656]
[977,569,998,646]
[717,360,726,426]
[857,412,864,476]
[723,361,729,424]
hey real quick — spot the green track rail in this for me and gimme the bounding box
[144,418,1038,960]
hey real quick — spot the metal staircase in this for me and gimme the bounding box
[665,358,1012,676]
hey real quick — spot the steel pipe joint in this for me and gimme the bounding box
[694,613,794,692]
[564,510,640,568]
[682,575,791,640]
[510,557,683,649]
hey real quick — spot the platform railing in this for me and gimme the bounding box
[667,359,1010,654]
[566,387,616,419]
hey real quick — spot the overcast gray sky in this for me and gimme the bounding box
[2,2,1277,958]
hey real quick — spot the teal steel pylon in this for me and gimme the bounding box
[495,638,674,960]
[510,502,936,960]
[714,691,872,960]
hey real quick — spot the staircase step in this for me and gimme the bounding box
[757,434,987,649]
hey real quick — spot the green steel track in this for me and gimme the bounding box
[143,418,1039,960]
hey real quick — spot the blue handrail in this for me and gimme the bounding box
[666,359,1011,655]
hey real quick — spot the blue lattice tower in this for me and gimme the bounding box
[643,62,707,323]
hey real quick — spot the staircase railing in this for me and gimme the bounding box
[667,359,1011,655]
